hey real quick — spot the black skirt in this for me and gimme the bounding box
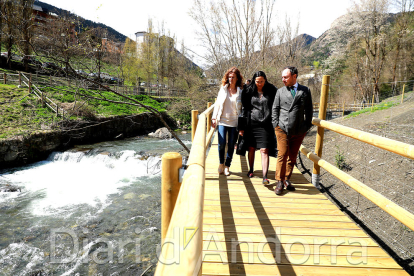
[248,122,274,149]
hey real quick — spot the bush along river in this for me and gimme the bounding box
[0,132,191,275]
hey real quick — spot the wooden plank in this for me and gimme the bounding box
[203,205,345,216]
[203,211,353,222]
[202,232,378,246]
[204,194,330,204]
[202,263,408,275]
[202,224,369,238]
[203,217,360,229]
[203,241,390,257]
[202,252,401,269]
[205,189,328,199]
[204,199,339,209]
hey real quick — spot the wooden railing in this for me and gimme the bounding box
[155,103,216,276]
[313,102,380,112]
[304,75,414,232]
[20,73,66,117]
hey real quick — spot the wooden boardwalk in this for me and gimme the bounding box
[202,136,408,275]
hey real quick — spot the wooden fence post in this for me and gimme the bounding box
[18,72,21,86]
[4,73,6,84]
[207,102,212,131]
[401,84,406,104]
[371,93,375,112]
[161,152,182,242]
[29,73,32,94]
[191,110,199,142]
[312,75,330,188]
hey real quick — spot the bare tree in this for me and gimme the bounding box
[190,0,276,79]
[17,0,34,71]
[390,0,414,88]
[348,0,392,102]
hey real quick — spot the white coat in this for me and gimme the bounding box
[211,84,242,124]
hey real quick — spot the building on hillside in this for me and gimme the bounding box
[135,31,147,45]
[102,38,124,54]
[134,31,201,72]
[32,4,57,27]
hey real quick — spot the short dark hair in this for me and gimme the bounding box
[284,66,298,77]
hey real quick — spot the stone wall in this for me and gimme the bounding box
[0,112,175,169]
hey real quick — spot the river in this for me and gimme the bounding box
[0,133,191,276]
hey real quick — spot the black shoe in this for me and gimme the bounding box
[247,171,254,178]
[284,180,296,191]
[275,181,284,195]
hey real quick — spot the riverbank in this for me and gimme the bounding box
[0,112,177,169]
[298,92,414,274]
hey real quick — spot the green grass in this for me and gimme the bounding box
[345,91,411,119]
[0,84,59,139]
[41,85,168,117]
[0,83,170,139]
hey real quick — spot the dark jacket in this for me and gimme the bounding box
[237,83,278,156]
[272,84,313,135]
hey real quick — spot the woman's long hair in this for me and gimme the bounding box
[221,67,244,88]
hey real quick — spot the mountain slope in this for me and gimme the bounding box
[34,0,127,42]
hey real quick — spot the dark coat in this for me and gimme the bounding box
[236,82,278,157]
[272,84,313,135]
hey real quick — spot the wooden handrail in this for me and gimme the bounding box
[156,102,217,275]
[206,124,217,148]
[300,145,414,232]
[156,114,209,276]
[312,118,414,160]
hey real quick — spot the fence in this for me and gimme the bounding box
[155,102,216,276]
[2,71,188,98]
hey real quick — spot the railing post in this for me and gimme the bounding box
[161,152,182,242]
[4,72,6,84]
[371,93,375,112]
[191,110,199,142]
[401,84,405,104]
[206,102,212,131]
[18,72,21,86]
[29,73,32,94]
[312,75,330,188]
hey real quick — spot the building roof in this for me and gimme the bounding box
[33,4,43,12]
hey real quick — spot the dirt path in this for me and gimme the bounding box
[298,92,414,274]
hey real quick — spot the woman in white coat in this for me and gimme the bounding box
[211,67,243,176]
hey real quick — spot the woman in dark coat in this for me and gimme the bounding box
[237,71,277,185]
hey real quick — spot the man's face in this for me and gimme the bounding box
[282,69,297,87]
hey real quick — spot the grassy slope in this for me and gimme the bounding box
[0,83,169,139]
[345,91,412,118]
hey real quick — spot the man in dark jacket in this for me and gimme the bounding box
[272,66,313,195]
